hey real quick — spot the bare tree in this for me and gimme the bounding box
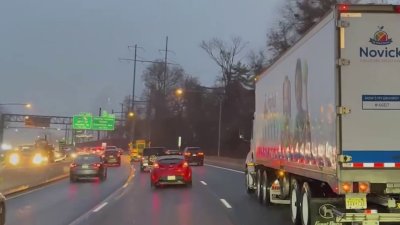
[200,36,248,88]
[142,60,184,95]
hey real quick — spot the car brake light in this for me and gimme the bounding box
[198,152,204,156]
[92,163,101,168]
[184,152,191,156]
[182,162,189,168]
[70,163,77,168]
[338,4,348,12]
[153,163,159,168]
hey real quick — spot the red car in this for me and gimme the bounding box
[150,155,192,188]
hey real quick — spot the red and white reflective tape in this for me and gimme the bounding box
[343,162,400,168]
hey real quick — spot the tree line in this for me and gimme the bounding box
[113,0,355,157]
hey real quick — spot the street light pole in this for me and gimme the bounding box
[217,98,222,157]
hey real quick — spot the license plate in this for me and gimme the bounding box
[167,176,176,181]
[193,154,197,156]
[363,222,379,225]
[82,164,89,169]
[109,155,114,158]
[143,163,148,166]
[345,193,367,209]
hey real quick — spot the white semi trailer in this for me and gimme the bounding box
[245,4,400,225]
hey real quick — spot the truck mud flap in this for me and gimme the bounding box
[309,197,344,225]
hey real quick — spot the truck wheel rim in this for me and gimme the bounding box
[291,188,297,222]
[262,173,267,203]
[302,193,309,225]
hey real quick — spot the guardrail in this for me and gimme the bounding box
[204,156,245,171]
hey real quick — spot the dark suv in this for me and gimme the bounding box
[104,149,121,166]
[183,147,204,166]
[140,147,167,172]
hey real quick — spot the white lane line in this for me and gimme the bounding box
[200,181,207,185]
[92,202,108,212]
[204,164,244,174]
[123,183,128,188]
[220,199,232,209]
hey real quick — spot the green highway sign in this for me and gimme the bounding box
[72,112,115,131]
[72,113,93,130]
[92,116,115,131]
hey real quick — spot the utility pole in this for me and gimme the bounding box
[163,36,168,95]
[131,44,138,142]
[97,107,102,140]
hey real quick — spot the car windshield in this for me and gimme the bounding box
[143,148,165,156]
[74,155,101,164]
[3,1,389,225]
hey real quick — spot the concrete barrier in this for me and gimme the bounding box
[0,160,71,196]
[204,156,245,171]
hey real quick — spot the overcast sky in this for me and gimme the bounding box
[0,0,282,144]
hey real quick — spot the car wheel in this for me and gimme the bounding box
[0,202,5,225]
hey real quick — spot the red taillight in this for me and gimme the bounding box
[153,163,159,169]
[70,163,77,168]
[198,152,204,156]
[92,163,101,168]
[395,5,400,13]
[182,162,189,168]
[184,152,191,156]
[358,182,370,193]
[338,4,348,12]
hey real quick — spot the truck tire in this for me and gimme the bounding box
[290,179,301,225]
[262,171,271,206]
[301,182,312,225]
[256,169,263,203]
[245,169,254,194]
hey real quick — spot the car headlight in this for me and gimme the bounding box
[9,153,20,166]
[32,153,44,165]
[71,153,77,158]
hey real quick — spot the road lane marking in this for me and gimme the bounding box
[220,199,232,209]
[200,181,207,185]
[204,164,244,174]
[123,183,128,188]
[92,202,108,212]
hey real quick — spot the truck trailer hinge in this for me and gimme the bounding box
[337,58,350,66]
[337,106,351,115]
[337,20,350,28]
[338,155,352,163]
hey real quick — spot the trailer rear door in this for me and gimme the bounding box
[340,10,400,170]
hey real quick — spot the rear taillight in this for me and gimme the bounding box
[358,182,370,193]
[153,163,159,169]
[92,163,101,168]
[184,152,191,156]
[341,182,353,193]
[395,5,400,13]
[198,152,204,156]
[70,163,77,168]
[338,4,348,12]
[182,162,189,168]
